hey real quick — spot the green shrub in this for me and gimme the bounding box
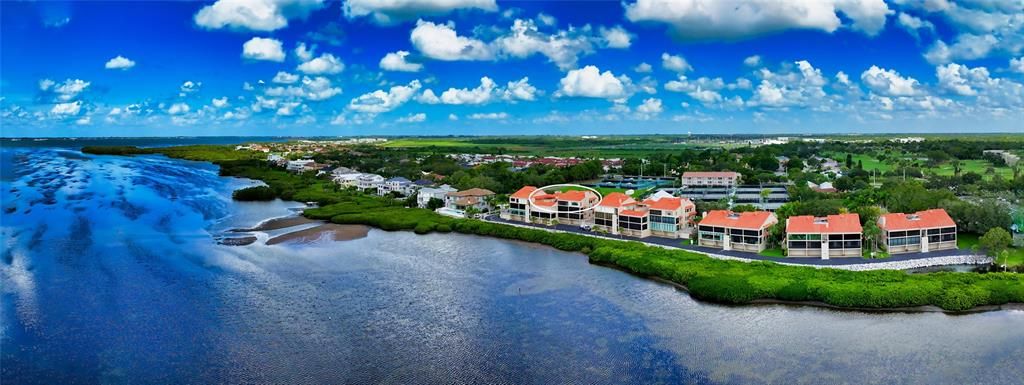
[231,186,277,201]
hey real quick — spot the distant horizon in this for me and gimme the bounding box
[3,131,1023,140]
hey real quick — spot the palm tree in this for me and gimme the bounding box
[760,188,771,208]
[951,159,962,177]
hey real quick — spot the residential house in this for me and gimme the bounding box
[355,173,385,191]
[878,209,957,254]
[697,210,778,252]
[807,181,838,193]
[681,171,741,187]
[334,172,363,188]
[285,159,316,173]
[446,188,496,213]
[267,154,286,167]
[507,186,540,222]
[378,177,415,197]
[786,214,862,259]
[418,184,457,208]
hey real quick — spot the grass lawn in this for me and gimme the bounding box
[559,185,653,199]
[931,159,1014,179]
[998,248,1024,268]
[829,152,895,173]
[759,248,786,258]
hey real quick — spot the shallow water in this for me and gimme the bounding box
[2,147,1023,384]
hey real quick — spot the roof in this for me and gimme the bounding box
[699,210,777,230]
[642,197,694,211]
[598,192,636,208]
[511,186,538,199]
[787,214,862,234]
[878,209,956,231]
[448,188,495,197]
[682,171,740,178]
[557,190,593,202]
[386,177,411,183]
[413,179,434,186]
[620,209,648,217]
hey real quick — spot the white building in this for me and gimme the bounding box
[356,174,385,191]
[418,184,457,208]
[286,159,316,173]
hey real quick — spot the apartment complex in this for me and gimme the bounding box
[681,171,741,187]
[697,210,778,252]
[506,186,600,225]
[785,214,863,259]
[878,209,957,254]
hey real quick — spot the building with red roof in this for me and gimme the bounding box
[878,209,957,254]
[504,186,599,225]
[594,192,642,236]
[785,214,863,259]
[641,196,697,238]
[697,210,778,252]
[682,171,741,187]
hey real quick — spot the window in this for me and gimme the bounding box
[789,241,807,249]
[844,240,861,249]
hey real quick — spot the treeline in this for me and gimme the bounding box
[231,186,277,201]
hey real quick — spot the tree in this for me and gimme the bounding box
[426,197,445,210]
[845,153,853,169]
[979,227,1012,257]
[760,188,771,206]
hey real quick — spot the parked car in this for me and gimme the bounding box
[580,224,592,231]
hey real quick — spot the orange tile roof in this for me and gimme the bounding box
[557,190,592,202]
[448,188,495,197]
[642,197,696,211]
[786,214,862,234]
[511,186,538,199]
[598,192,636,208]
[699,210,777,230]
[620,209,648,217]
[878,209,956,231]
[682,171,740,178]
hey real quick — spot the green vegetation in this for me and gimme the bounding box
[232,186,277,201]
[84,142,1024,311]
[759,248,785,258]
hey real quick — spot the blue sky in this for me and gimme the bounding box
[2,0,1023,137]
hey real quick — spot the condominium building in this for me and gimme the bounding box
[594,192,639,235]
[697,210,778,252]
[642,196,696,238]
[506,186,599,225]
[552,190,599,226]
[785,214,863,259]
[507,186,539,222]
[878,209,957,254]
[681,171,741,187]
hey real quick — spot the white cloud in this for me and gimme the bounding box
[600,26,633,48]
[300,76,342,100]
[745,60,831,109]
[661,53,692,72]
[665,75,725,104]
[296,53,345,74]
[860,65,920,96]
[896,12,934,38]
[242,37,286,62]
[348,80,422,113]
[936,63,982,96]
[634,62,652,73]
[1011,57,1024,73]
[75,116,92,125]
[924,34,999,64]
[180,81,201,94]
[272,71,300,84]
[440,77,498,104]
[743,55,762,67]
[416,89,441,104]
[167,102,190,115]
[492,19,595,70]
[275,101,303,116]
[194,0,325,31]
[624,0,892,41]
[468,112,509,120]
[397,112,427,123]
[294,42,315,62]
[212,97,230,108]
[410,20,494,61]
[50,101,82,116]
[448,113,459,120]
[344,0,497,25]
[104,55,136,70]
[380,50,423,72]
[47,79,90,101]
[502,77,538,101]
[39,79,56,91]
[635,97,663,115]
[557,65,629,99]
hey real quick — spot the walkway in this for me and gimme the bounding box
[484,215,983,268]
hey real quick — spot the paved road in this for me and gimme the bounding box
[484,215,975,267]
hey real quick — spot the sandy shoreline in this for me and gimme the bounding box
[231,215,317,232]
[266,224,370,245]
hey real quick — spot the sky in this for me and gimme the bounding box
[1,0,1023,137]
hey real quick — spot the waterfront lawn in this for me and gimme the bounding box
[958,233,980,250]
[759,248,786,258]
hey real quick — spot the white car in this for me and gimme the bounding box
[580,224,592,231]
